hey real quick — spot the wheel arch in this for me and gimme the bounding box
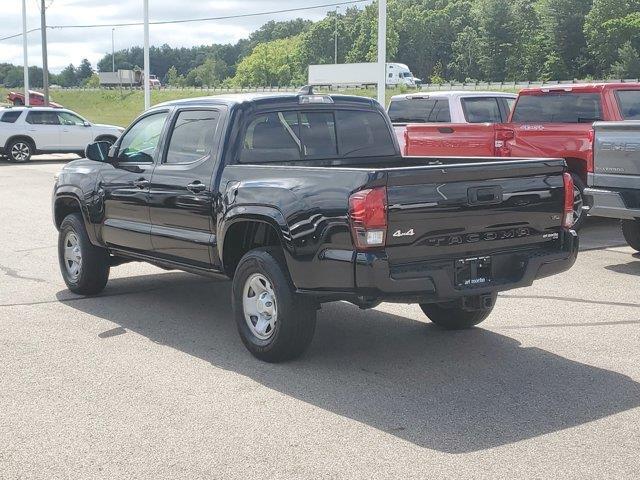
[563,157,588,187]
[220,208,291,278]
[5,134,36,152]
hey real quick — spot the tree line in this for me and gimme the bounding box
[1,0,639,89]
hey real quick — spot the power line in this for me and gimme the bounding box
[0,0,369,42]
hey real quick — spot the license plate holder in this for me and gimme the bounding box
[455,256,492,287]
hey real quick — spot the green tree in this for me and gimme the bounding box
[233,36,305,87]
[611,41,640,78]
[185,58,227,87]
[584,0,640,76]
[76,58,93,83]
[57,64,78,87]
[165,65,185,86]
[538,0,593,78]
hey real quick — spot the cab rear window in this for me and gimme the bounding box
[616,90,640,120]
[511,93,603,123]
[388,98,450,123]
[239,109,394,162]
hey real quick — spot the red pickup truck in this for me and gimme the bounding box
[6,90,62,108]
[401,83,640,228]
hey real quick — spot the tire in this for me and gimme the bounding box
[570,174,586,231]
[12,98,24,106]
[6,138,33,163]
[58,212,110,295]
[621,219,640,252]
[420,293,497,330]
[232,247,316,362]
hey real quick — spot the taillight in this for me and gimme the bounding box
[349,187,387,249]
[562,172,574,229]
[586,129,595,173]
[494,128,514,157]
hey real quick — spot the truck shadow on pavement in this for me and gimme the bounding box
[57,272,640,454]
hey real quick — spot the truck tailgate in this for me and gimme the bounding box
[382,159,567,264]
[592,121,640,182]
[404,123,497,156]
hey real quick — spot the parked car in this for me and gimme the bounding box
[584,120,640,252]
[6,90,63,108]
[0,107,124,162]
[401,83,640,228]
[388,91,516,152]
[53,90,578,362]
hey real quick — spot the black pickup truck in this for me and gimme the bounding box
[53,90,578,362]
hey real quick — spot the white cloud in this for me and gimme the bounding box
[1,0,372,72]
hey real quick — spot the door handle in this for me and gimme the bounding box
[133,178,149,189]
[187,181,206,194]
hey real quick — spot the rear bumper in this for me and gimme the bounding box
[584,187,640,220]
[350,231,578,303]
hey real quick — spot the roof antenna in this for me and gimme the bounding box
[298,85,314,95]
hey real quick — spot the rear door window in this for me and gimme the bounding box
[165,109,221,164]
[26,111,60,125]
[461,97,503,123]
[1,111,22,123]
[615,90,640,120]
[511,93,603,123]
[388,98,450,123]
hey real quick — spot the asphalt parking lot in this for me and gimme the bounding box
[1,157,639,479]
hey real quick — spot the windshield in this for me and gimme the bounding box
[616,90,640,120]
[512,93,603,123]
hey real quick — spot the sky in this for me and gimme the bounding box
[0,0,372,73]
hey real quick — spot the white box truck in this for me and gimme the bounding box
[308,62,420,88]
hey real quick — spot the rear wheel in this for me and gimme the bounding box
[58,213,110,295]
[570,174,586,230]
[232,247,316,362]
[621,219,640,252]
[6,138,33,163]
[420,293,497,330]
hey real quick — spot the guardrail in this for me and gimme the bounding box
[35,78,640,94]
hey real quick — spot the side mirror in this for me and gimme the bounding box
[85,141,113,163]
[83,121,91,127]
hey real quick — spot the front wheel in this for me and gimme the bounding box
[6,138,33,163]
[621,219,640,252]
[232,247,316,362]
[420,293,497,330]
[58,213,110,295]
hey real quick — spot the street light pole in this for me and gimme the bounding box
[40,0,49,106]
[334,6,339,64]
[377,0,386,106]
[22,0,30,106]
[112,28,115,72]
[143,0,150,110]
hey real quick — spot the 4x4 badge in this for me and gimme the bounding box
[393,229,415,237]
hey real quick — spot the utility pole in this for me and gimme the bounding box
[377,0,386,107]
[22,0,30,106]
[334,6,339,64]
[112,28,115,72]
[143,0,150,110]
[40,0,49,106]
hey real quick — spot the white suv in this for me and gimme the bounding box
[0,107,124,162]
